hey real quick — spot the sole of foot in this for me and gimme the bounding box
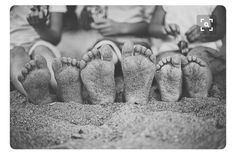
[182,56,212,98]
[121,41,156,104]
[18,55,55,105]
[52,57,83,103]
[155,55,182,102]
[80,45,116,105]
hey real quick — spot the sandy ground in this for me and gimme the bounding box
[10,30,226,149]
[10,70,226,149]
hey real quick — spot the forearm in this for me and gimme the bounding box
[121,22,148,36]
[34,26,62,45]
[148,24,167,39]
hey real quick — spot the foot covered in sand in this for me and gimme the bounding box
[52,57,82,103]
[182,56,212,98]
[155,55,182,102]
[80,45,116,105]
[18,55,54,105]
[121,41,156,104]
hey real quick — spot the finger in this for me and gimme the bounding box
[164,25,172,35]
[169,24,179,35]
[91,23,109,30]
[38,11,44,19]
[185,25,198,36]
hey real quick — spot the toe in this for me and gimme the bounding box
[158,60,164,67]
[67,57,72,64]
[181,56,188,66]
[156,64,161,70]
[100,45,113,61]
[79,60,87,69]
[21,67,28,76]
[61,57,68,64]
[91,49,100,58]
[24,63,31,70]
[82,53,91,62]
[166,56,171,62]
[134,45,142,54]
[71,59,77,66]
[145,49,152,57]
[161,57,167,64]
[140,46,147,54]
[76,60,80,68]
[171,55,181,66]
[197,58,207,67]
[87,51,95,60]
[52,58,63,73]
[35,55,47,69]
[122,41,134,57]
[29,60,36,68]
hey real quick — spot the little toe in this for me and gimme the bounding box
[122,41,134,57]
[100,45,113,61]
[29,60,36,67]
[158,60,164,67]
[67,57,72,65]
[197,58,207,67]
[35,55,47,69]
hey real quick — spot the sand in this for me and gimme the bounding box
[10,69,226,149]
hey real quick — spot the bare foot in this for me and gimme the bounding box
[182,56,212,97]
[52,57,82,103]
[155,55,182,102]
[121,41,156,104]
[80,45,116,105]
[18,55,55,105]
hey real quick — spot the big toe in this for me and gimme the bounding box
[35,55,48,69]
[122,41,134,57]
[52,58,63,74]
[100,45,113,61]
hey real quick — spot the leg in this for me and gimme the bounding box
[18,55,55,105]
[10,47,30,95]
[182,48,213,97]
[31,45,58,91]
[155,51,183,102]
[80,45,116,105]
[52,57,83,103]
[121,41,156,104]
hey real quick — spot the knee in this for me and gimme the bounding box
[10,46,28,59]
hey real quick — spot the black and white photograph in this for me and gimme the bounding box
[10,5,226,149]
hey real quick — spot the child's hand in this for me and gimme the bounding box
[27,6,48,28]
[90,19,123,36]
[164,24,180,36]
[185,25,207,43]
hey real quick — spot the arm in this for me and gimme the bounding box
[185,6,226,43]
[90,19,148,37]
[34,12,64,45]
[148,6,180,38]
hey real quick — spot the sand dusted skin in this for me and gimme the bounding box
[52,57,83,103]
[121,41,156,104]
[155,55,182,102]
[182,56,212,97]
[80,45,116,105]
[18,55,55,105]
